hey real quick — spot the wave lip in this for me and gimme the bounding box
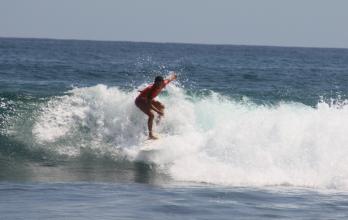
[3,84,348,189]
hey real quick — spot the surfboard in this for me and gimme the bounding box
[140,139,163,152]
[136,139,164,162]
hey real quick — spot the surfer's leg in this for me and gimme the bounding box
[136,98,158,139]
[148,111,158,139]
[152,100,165,124]
[135,97,149,114]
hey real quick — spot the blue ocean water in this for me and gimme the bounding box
[1,37,348,219]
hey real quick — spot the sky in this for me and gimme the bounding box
[1,0,348,48]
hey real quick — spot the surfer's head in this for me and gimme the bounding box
[154,76,164,87]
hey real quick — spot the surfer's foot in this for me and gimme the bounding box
[149,133,159,140]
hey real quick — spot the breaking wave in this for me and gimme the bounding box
[2,84,348,189]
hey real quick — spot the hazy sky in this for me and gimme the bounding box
[1,0,348,48]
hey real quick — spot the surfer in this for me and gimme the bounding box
[135,73,177,139]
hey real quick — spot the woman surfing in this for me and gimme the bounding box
[135,73,177,139]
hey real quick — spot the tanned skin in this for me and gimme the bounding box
[136,74,177,139]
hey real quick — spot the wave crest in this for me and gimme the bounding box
[20,84,348,189]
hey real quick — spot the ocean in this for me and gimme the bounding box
[1,37,348,219]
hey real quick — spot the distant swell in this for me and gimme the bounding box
[2,84,348,189]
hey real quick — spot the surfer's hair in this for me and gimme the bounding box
[155,76,164,83]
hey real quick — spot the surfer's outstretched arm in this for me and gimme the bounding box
[164,73,177,84]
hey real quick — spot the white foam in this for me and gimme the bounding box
[32,84,348,189]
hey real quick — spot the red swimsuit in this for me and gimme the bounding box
[137,80,170,99]
[135,80,169,114]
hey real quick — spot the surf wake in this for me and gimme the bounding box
[3,84,348,189]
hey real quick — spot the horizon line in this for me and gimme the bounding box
[1,35,348,50]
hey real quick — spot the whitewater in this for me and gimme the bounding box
[25,83,348,189]
[2,38,348,220]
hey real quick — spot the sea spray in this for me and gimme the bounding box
[16,84,348,188]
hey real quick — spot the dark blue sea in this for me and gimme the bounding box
[1,37,348,219]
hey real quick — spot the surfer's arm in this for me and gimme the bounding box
[150,103,163,115]
[146,100,162,115]
[164,73,177,85]
[145,90,162,115]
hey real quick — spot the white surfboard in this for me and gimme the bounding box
[136,139,165,162]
